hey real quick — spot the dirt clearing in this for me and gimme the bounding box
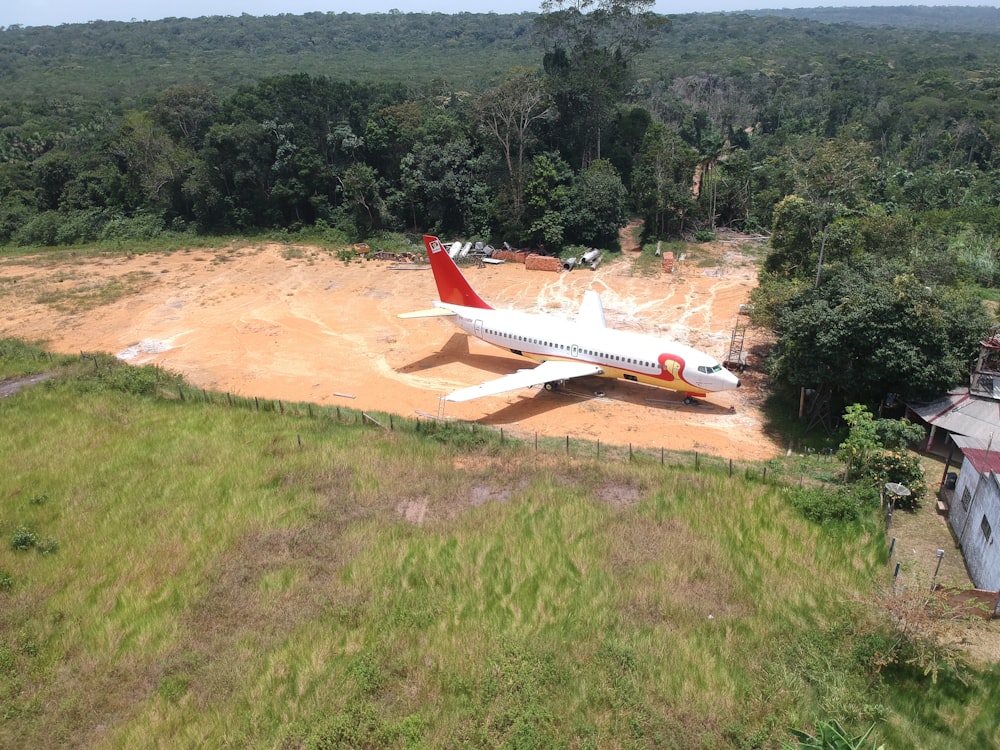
[0,239,779,459]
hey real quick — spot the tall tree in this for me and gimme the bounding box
[111,110,193,209]
[152,85,218,149]
[536,0,665,168]
[567,158,628,247]
[632,121,698,237]
[474,68,552,230]
[524,151,574,250]
[394,112,489,236]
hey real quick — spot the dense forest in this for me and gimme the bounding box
[749,4,1000,32]
[2,3,1000,412]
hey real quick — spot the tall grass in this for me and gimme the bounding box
[0,359,993,748]
[880,663,1000,749]
[0,338,72,379]
[0,223,389,258]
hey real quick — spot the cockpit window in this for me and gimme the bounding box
[697,364,724,374]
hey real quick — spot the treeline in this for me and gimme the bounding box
[748,5,1000,33]
[2,6,999,250]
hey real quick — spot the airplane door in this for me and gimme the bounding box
[571,344,580,359]
[474,320,483,337]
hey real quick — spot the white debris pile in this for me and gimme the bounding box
[116,339,175,361]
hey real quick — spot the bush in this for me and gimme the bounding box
[785,719,882,750]
[787,486,862,524]
[10,527,37,551]
[104,363,162,396]
[0,570,13,591]
[12,211,61,246]
[36,537,59,555]
[0,196,33,245]
[427,421,503,450]
[294,219,351,248]
[100,213,166,243]
[0,338,47,364]
[863,450,926,508]
[54,208,106,245]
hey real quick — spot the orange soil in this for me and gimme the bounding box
[1,240,780,460]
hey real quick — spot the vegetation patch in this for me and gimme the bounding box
[33,271,154,311]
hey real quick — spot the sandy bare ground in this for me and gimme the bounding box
[0,239,780,460]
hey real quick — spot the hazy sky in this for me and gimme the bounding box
[2,0,997,28]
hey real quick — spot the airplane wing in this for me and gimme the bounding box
[576,290,607,328]
[397,308,456,319]
[445,359,603,402]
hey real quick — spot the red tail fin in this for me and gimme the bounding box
[423,235,492,309]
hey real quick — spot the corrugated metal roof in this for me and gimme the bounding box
[951,434,1000,474]
[908,390,1000,442]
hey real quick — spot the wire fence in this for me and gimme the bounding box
[6,350,828,487]
[159,378,814,485]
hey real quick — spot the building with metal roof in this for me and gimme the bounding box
[906,331,1000,452]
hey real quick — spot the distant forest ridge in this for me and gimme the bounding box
[1,6,1000,106]
[2,5,1000,34]
[746,5,1000,33]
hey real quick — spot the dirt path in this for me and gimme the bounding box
[618,219,642,253]
[0,371,57,398]
[0,240,780,460]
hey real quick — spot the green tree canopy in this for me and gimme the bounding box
[767,259,993,407]
[566,158,627,247]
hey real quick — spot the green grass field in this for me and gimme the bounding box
[2,343,998,748]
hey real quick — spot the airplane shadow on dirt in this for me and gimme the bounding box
[476,376,734,426]
[398,333,529,378]
[399,333,735,425]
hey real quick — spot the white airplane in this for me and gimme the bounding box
[399,235,740,404]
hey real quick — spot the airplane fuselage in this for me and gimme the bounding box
[436,301,739,397]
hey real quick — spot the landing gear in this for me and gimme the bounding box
[683,396,694,405]
[544,381,558,391]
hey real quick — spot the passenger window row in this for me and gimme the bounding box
[481,327,658,371]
